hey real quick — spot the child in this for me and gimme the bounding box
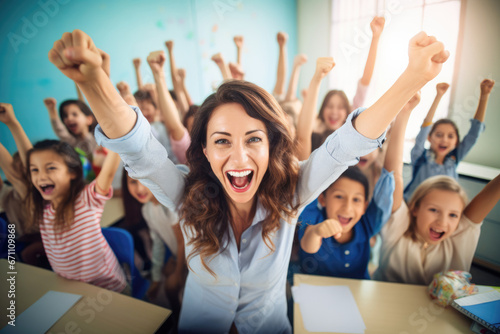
[311,16,386,152]
[48,29,448,333]
[404,79,493,201]
[43,97,97,157]
[375,173,500,285]
[26,139,127,292]
[0,103,49,268]
[298,93,417,279]
[133,89,179,164]
[123,170,186,315]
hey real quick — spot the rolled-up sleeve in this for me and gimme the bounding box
[95,106,187,210]
[296,108,386,210]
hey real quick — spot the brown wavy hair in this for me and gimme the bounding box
[318,90,351,123]
[26,140,85,233]
[180,80,300,276]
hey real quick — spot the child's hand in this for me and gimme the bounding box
[143,83,156,95]
[436,82,450,95]
[277,31,288,46]
[370,16,385,38]
[314,218,343,240]
[133,58,141,69]
[211,52,224,64]
[404,91,421,111]
[165,40,173,51]
[116,81,131,96]
[48,30,105,84]
[43,97,57,111]
[0,103,17,125]
[314,57,335,79]
[480,79,495,95]
[294,54,308,67]
[147,51,166,74]
[177,68,186,80]
[233,35,244,48]
[406,32,449,83]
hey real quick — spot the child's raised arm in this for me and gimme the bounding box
[234,35,244,65]
[177,68,193,106]
[95,150,121,196]
[284,54,308,103]
[422,82,449,126]
[464,174,500,224]
[211,52,232,81]
[48,30,136,139]
[133,58,143,90]
[354,32,449,139]
[359,16,385,86]
[0,103,32,167]
[473,79,495,123]
[300,218,343,254]
[0,142,26,198]
[147,51,186,141]
[296,57,335,161]
[384,92,420,212]
[116,81,138,107]
[165,40,189,114]
[273,32,288,99]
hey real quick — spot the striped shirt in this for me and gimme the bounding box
[40,180,126,292]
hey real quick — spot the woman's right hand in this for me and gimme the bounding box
[48,30,104,84]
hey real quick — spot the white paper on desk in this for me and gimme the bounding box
[292,284,366,333]
[0,290,82,334]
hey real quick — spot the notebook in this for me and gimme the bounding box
[451,290,500,334]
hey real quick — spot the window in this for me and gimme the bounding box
[330,0,462,161]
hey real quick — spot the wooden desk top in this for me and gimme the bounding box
[0,260,170,333]
[293,274,472,334]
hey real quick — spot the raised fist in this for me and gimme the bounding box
[315,57,335,79]
[480,79,495,95]
[147,51,166,74]
[0,103,17,125]
[314,218,343,240]
[407,32,449,82]
[116,81,131,96]
[165,40,174,51]
[370,16,385,38]
[233,35,244,48]
[436,82,450,95]
[48,30,104,83]
[43,97,57,110]
[133,58,141,68]
[277,32,288,46]
[294,54,308,67]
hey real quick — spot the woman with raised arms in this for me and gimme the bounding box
[48,30,448,333]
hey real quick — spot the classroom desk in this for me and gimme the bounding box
[100,196,125,227]
[0,259,171,333]
[294,274,472,334]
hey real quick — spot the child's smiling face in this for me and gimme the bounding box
[127,175,154,204]
[412,189,464,245]
[319,177,368,242]
[29,150,75,207]
[428,123,458,158]
[322,94,348,131]
[62,104,93,137]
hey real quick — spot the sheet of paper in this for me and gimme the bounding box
[1,290,82,334]
[292,284,366,333]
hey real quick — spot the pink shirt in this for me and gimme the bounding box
[170,129,191,165]
[40,180,126,292]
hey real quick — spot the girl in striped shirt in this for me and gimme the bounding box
[26,139,127,292]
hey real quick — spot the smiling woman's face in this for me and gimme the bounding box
[203,102,269,207]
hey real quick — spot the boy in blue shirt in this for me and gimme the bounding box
[298,92,419,279]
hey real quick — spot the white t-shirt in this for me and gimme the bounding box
[374,201,482,285]
[141,201,179,256]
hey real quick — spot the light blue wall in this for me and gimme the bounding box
[0,0,297,161]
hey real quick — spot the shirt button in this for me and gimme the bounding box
[345,250,350,255]
[242,239,247,243]
[345,263,350,268]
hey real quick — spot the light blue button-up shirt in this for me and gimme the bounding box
[96,106,385,333]
[404,119,485,202]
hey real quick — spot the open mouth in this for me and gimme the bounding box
[338,215,352,226]
[429,227,445,241]
[437,145,448,151]
[226,170,254,192]
[40,184,55,195]
[67,123,79,134]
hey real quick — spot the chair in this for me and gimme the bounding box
[101,227,150,299]
[0,217,8,259]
